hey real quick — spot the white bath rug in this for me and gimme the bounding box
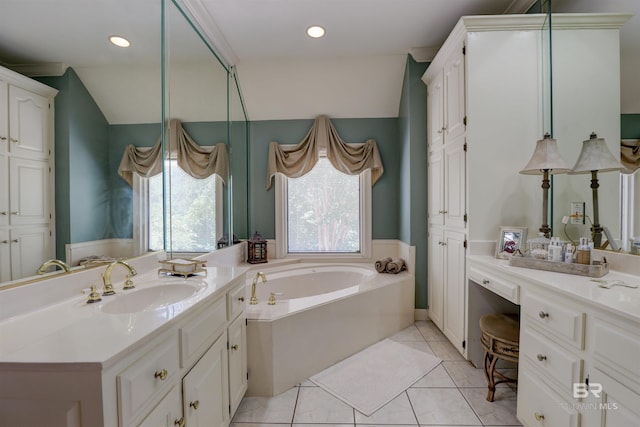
[309,338,442,416]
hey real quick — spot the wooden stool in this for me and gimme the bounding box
[480,313,519,402]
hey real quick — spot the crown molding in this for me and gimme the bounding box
[1,62,67,77]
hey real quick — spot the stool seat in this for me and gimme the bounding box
[480,313,520,402]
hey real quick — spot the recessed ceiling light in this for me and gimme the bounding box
[306,25,326,38]
[109,35,131,48]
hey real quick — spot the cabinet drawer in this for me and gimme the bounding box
[227,280,246,321]
[117,334,180,426]
[521,327,582,395]
[593,319,640,394]
[468,265,519,304]
[523,293,585,349]
[180,296,226,367]
[517,366,578,427]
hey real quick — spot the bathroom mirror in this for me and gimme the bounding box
[0,0,246,287]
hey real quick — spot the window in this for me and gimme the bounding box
[135,160,223,254]
[275,157,371,258]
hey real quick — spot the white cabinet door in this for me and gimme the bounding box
[139,387,183,427]
[444,135,466,230]
[428,72,444,147]
[443,45,466,142]
[228,313,247,416]
[10,226,50,280]
[427,227,445,330]
[586,368,640,427]
[0,228,10,282]
[9,157,49,226]
[0,150,7,227]
[443,230,466,354]
[428,148,444,226]
[0,79,7,153]
[183,334,230,427]
[8,85,49,159]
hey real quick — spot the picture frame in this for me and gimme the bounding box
[495,226,528,259]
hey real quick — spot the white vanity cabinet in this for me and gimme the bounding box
[0,65,56,281]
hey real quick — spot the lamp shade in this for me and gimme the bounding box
[519,133,571,175]
[569,132,624,174]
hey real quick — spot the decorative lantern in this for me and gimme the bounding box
[247,231,268,264]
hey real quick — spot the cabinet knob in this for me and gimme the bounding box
[1,240,8,244]
[538,311,549,319]
[11,239,18,243]
[238,296,245,302]
[231,344,239,351]
[437,129,443,134]
[190,400,200,410]
[174,417,185,427]
[482,279,490,285]
[11,211,19,216]
[534,412,544,421]
[10,138,18,143]
[0,211,6,215]
[154,368,168,381]
[442,210,448,214]
[0,136,7,141]
[536,354,547,362]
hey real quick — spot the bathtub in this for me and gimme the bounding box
[245,262,415,396]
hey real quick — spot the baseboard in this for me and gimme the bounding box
[414,309,429,321]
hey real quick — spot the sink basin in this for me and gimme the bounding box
[100,281,205,314]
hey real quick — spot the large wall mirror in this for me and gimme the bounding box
[0,0,248,287]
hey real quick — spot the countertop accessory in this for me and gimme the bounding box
[509,253,609,277]
[158,258,207,278]
[519,133,570,238]
[591,279,638,289]
[568,132,625,248]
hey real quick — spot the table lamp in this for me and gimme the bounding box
[520,133,570,238]
[569,132,624,248]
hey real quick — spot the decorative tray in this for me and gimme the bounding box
[508,255,609,278]
[158,258,207,277]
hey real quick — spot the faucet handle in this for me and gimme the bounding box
[123,275,135,290]
[268,292,283,305]
[86,285,102,304]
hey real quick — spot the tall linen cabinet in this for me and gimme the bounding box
[423,15,546,357]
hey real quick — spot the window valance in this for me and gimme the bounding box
[118,118,228,185]
[621,139,640,174]
[266,115,384,190]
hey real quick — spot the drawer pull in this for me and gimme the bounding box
[231,344,239,351]
[536,354,547,362]
[238,296,245,302]
[154,368,168,381]
[189,400,200,410]
[0,136,6,140]
[10,138,18,143]
[0,211,6,215]
[174,417,185,427]
[538,311,549,319]
[534,412,544,421]
[482,279,490,285]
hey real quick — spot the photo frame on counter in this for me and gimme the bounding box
[495,226,528,259]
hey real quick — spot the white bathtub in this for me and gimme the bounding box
[245,262,415,396]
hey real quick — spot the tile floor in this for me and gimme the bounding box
[232,321,522,427]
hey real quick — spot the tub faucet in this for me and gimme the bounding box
[36,259,71,275]
[102,260,137,296]
[250,271,267,305]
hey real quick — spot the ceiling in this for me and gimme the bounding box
[0,0,637,122]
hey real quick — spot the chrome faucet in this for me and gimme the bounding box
[36,259,71,275]
[250,271,267,305]
[102,260,137,296]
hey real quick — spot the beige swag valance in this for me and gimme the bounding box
[118,118,228,186]
[266,115,384,190]
[621,139,640,174]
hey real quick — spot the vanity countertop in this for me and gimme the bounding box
[0,266,248,368]
[468,255,640,323]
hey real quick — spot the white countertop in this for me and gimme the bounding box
[468,255,640,323]
[0,266,248,368]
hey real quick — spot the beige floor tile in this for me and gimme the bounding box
[354,392,418,425]
[460,387,521,426]
[293,386,355,424]
[406,388,481,425]
[411,364,456,388]
[389,325,426,342]
[428,340,465,361]
[415,320,448,341]
[233,387,299,423]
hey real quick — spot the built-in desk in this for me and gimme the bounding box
[466,255,640,427]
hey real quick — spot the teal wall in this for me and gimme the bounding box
[38,68,110,259]
[247,118,400,240]
[399,57,429,309]
[622,114,640,138]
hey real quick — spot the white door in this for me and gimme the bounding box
[427,227,445,330]
[443,229,466,355]
[0,228,10,282]
[0,79,7,153]
[0,150,8,227]
[428,73,444,147]
[428,148,444,226]
[139,386,183,427]
[9,157,49,226]
[183,334,230,427]
[10,226,50,280]
[8,85,50,159]
[444,135,466,230]
[444,45,466,142]
[228,314,248,416]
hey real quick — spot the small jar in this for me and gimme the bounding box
[528,233,550,259]
[576,237,591,265]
